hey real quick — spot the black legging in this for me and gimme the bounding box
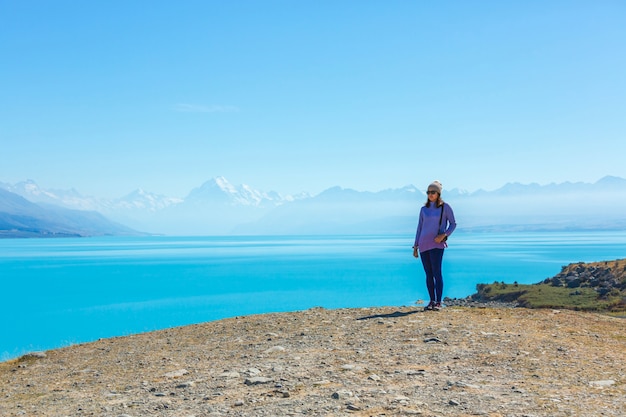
[420,248,444,303]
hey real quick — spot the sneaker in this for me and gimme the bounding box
[433,302,442,311]
[424,301,435,311]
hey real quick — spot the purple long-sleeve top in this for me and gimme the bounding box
[414,202,457,253]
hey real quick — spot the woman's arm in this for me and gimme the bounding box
[444,204,457,236]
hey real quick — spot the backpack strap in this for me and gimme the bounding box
[438,203,447,241]
[438,203,444,229]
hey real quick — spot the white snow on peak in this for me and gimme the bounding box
[214,176,238,194]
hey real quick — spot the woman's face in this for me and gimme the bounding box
[427,190,439,203]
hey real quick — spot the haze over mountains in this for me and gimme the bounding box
[2,176,626,237]
[0,188,137,238]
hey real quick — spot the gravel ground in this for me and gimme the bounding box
[1,306,624,417]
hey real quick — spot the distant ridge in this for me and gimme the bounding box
[0,189,141,238]
[2,176,626,236]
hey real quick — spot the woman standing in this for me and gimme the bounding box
[413,180,457,311]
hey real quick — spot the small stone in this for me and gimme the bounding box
[246,368,262,376]
[312,380,331,386]
[589,380,615,387]
[368,374,381,381]
[406,369,426,376]
[219,371,240,378]
[455,381,479,389]
[347,404,361,411]
[449,399,461,406]
[331,390,353,399]
[393,395,411,403]
[264,346,286,354]
[244,377,273,385]
[164,369,188,378]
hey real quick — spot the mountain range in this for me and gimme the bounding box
[2,176,626,237]
[0,188,138,238]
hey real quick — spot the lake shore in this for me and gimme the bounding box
[1,305,624,416]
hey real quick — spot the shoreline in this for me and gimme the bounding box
[3,294,620,364]
[1,299,516,364]
[0,297,611,363]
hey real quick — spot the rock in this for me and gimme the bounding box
[23,352,47,359]
[163,369,188,378]
[331,390,353,399]
[312,380,331,386]
[246,368,261,376]
[393,395,411,403]
[219,371,240,378]
[589,380,615,387]
[406,369,426,376]
[454,381,479,389]
[264,346,286,354]
[244,377,272,385]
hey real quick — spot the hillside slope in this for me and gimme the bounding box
[471,259,626,313]
[0,189,139,238]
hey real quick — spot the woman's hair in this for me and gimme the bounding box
[424,194,444,208]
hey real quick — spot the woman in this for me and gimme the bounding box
[413,180,457,311]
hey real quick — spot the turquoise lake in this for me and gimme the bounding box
[2,231,626,361]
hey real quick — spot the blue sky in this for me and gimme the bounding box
[1,1,625,198]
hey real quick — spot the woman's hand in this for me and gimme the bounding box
[434,234,447,243]
[412,247,419,258]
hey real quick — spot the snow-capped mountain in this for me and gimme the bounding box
[1,181,184,213]
[0,177,308,235]
[113,189,183,211]
[185,176,290,207]
[1,180,102,211]
[3,175,626,236]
